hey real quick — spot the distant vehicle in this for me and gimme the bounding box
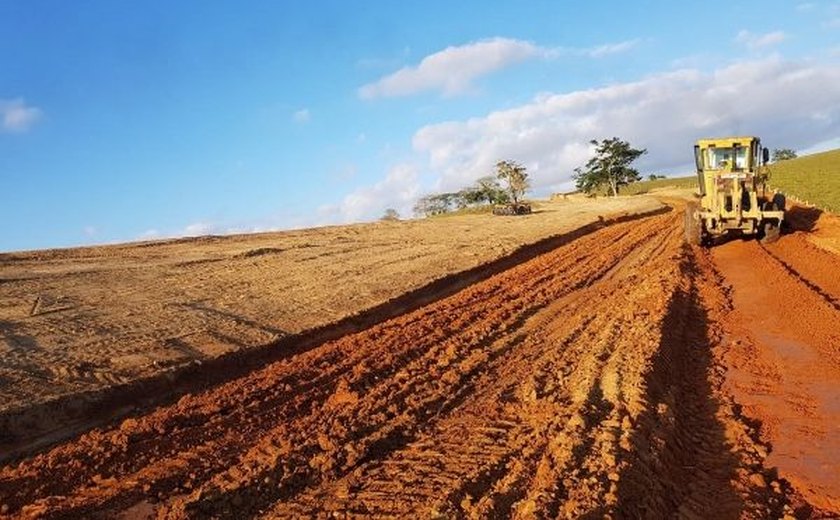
[492,202,532,216]
[685,136,785,245]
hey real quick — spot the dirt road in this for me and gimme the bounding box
[1,204,839,518]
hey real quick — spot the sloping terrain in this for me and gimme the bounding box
[768,148,840,214]
[0,197,661,458]
[1,202,839,519]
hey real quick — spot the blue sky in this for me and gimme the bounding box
[2,1,839,252]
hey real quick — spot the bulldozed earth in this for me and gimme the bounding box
[1,195,839,518]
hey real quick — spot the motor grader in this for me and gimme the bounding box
[685,136,785,245]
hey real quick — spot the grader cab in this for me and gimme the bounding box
[685,136,785,245]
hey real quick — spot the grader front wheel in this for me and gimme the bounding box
[760,202,782,244]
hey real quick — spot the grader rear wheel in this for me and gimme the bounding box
[684,201,702,245]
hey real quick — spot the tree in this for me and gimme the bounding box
[413,193,460,217]
[772,148,798,162]
[574,137,647,197]
[460,176,510,206]
[381,208,400,221]
[648,173,666,181]
[495,160,530,204]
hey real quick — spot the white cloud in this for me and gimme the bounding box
[797,2,815,11]
[824,17,840,28]
[735,30,787,49]
[0,98,42,133]
[318,163,421,222]
[412,57,840,194]
[359,38,542,99]
[293,108,310,123]
[83,226,97,237]
[584,39,641,58]
[358,37,640,99]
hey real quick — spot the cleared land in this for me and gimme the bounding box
[1,195,839,518]
[0,196,661,458]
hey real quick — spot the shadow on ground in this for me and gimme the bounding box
[614,246,747,518]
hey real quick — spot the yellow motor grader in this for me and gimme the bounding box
[685,136,785,245]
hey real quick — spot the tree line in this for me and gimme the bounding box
[413,160,530,217]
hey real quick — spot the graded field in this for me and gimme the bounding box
[1,198,839,518]
[0,196,661,457]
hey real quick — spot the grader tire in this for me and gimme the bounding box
[685,202,703,246]
[684,202,702,246]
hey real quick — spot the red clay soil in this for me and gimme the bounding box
[0,206,839,518]
[707,232,840,513]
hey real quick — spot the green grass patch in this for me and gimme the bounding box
[767,148,840,213]
[620,176,697,195]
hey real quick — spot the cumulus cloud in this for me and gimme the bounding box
[293,108,311,123]
[412,57,840,194]
[359,38,542,99]
[359,38,541,99]
[735,30,787,49]
[318,163,421,222]
[358,37,641,99]
[0,98,42,133]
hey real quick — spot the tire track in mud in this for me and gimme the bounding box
[0,207,832,518]
[0,209,670,465]
[761,234,840,312]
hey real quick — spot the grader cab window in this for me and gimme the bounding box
[706,146,747,170]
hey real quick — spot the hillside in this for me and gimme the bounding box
[620,175,697,195]
[768,148,840,213]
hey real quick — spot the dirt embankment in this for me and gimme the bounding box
[2,203,839,518]
[0,197,661,458]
